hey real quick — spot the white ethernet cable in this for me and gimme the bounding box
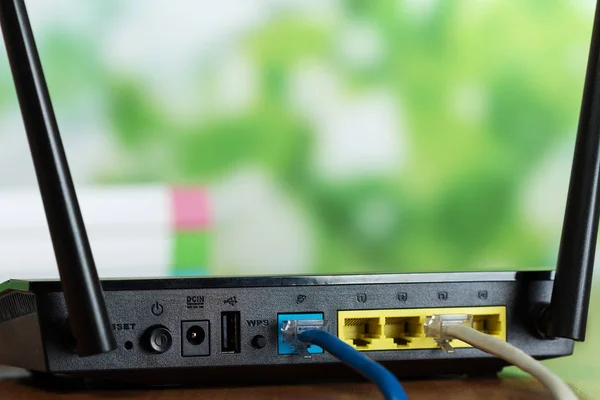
[425,314,578,400]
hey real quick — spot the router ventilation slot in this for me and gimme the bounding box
[0,292,37,323]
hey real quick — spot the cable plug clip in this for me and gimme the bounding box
[281,319,325,358]
[424,314,473,353]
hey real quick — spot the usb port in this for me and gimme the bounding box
[221,311,241,353]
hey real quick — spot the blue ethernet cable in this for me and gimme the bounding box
[297,329,409,400]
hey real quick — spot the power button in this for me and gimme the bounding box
[141,325,172,354]
[151,301,164,316]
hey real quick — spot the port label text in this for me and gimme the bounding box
[246,319,269,327]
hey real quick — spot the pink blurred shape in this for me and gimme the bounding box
[171,187,210,230]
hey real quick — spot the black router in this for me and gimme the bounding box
[0,0,597,386]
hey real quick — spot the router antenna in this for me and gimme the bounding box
[541,2,600,341]
[0,0,116,355]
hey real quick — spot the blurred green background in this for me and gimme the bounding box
[0,0,598,395]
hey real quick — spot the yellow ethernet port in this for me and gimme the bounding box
[338,306,506,351]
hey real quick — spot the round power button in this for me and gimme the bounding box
[141,325,172,354]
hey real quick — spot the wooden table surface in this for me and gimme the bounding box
[1,367,582,399]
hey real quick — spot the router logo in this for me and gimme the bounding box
[247,319,269,327]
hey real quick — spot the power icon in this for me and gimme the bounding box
[154,333,169,347]
[151,301,164,316]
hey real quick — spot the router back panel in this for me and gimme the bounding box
[0,271,573,385]
[0,0,598,390]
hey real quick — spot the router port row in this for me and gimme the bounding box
[338,306,505,351]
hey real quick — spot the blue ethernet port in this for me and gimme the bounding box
[277,313,324,355]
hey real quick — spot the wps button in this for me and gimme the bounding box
[141,325,172,354]
[251,335,267,349]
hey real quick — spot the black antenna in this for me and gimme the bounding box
[0,0,116,355]
[539,1,600,341]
